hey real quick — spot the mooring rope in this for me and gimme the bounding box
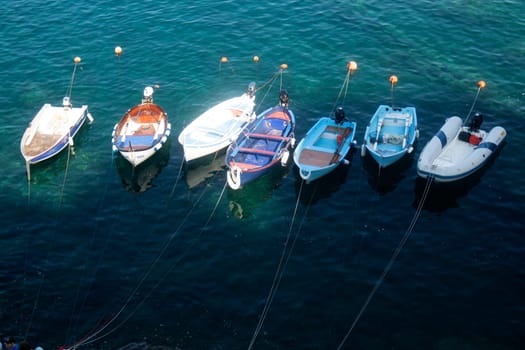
[59,155,123,345]
[58,140,73,208]
[169,158,185,200]
[247,179,306,350]
[331,68,355,116]
[336,176,433,349]
[61,178,214,349]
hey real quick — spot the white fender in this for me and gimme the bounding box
[227,166,242,190]
[281,150,290,166]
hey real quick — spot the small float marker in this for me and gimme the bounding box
[389,75,398,85]
[347,60,358,72]
[115,46,123,57]
[477,80,486,89]
[74,56,81,64]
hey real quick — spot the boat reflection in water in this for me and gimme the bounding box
[183,152,226,189]
[115,139,170,193]
[293,150,352,206]
[413,141,505,212]
[361,144,415,195]
[227,166,289,220]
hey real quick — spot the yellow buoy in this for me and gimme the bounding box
[220,56,229,63]
[389,75,398,85]
[477,80,486,89]
[347,61,358,71]
[253,55,259,63]
[280,63,288,70]
[115,46,123,57]
[74,56,81,64]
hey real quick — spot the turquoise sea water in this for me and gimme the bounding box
[1,1,524,349]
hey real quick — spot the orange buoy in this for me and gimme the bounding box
[477,80,486,89]
[347,61,358,71]
[220,56,229,63]
[280,63,288,70]
[389,75,398,85]
[74,56,81,64]
[114,46,122,57]
[253,55,259,63]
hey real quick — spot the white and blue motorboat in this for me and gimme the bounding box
[20,57,93,180]
[293,107,356,183]
[361,104,418,168]
[417,113,506,182]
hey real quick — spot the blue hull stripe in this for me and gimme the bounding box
[436,130,447,148]
[29,112,87,164]
[477,141,498,152]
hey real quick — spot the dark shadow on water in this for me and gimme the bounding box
[227,165,290,220]
[361,147,415,195]
[183,151,226,189]
[413,142,506,212]
[293,147,355,205]
[115,140,171,193]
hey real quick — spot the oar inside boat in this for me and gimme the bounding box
[330,107,353,164]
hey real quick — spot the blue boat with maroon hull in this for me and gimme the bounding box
[226,90,296,190]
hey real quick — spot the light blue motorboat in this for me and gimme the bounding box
[361,104,418,168]
[293,107,357,183]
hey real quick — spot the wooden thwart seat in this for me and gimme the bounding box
[298,148,339,167]
[248,133,288,141]
[325,125,352,134]
[239,147,275,156]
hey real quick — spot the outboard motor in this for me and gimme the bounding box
[142,86,154,104]
[279,89,289,107]
[247,82,256,98]
[62,96,72,107]
[335,106,345,124]
[469,112,483,131]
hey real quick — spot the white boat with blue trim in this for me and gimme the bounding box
[178,82,256,162]
[20,98,93,178]
[20,56,93,180]
[417,113,506,182]
[293,107,356,183]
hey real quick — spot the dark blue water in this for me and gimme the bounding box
[1,1,524,349]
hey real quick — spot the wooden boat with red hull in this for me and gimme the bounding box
[112,86,171,167]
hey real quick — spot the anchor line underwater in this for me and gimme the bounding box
[247,179,315,350]
[63,155,131,345]
[61,177,227,349]
[22,146,112,342]
[336,175,434,350]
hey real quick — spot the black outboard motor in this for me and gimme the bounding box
[469,112,483,131]
[279,89,289,107]
[335,106,345,124]
[247,82,256,98]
